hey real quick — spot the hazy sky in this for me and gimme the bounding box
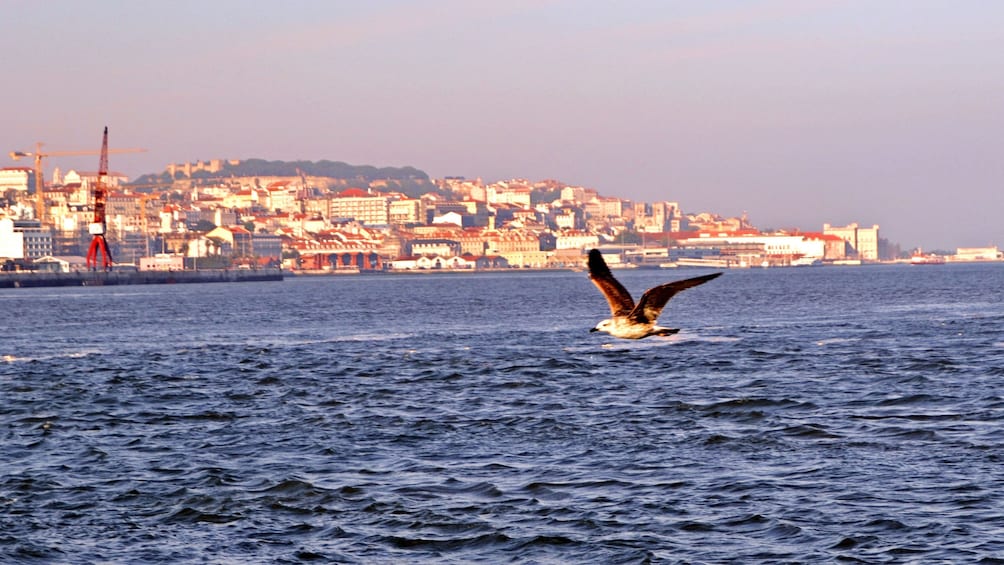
[3,0,1002,250]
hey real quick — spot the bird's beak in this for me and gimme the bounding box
[590,327,599,333]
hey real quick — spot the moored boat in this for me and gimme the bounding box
[911,253,946,265]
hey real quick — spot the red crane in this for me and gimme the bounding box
[86,127,114,270]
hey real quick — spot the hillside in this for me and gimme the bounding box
[132,159,429,185]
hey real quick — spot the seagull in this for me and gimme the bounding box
[587,249,721,339]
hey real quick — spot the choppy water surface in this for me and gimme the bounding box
[3,264,1004,563]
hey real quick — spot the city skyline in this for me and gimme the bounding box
[3,0,1002,250]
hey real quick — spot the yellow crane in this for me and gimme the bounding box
[9,141,146,224]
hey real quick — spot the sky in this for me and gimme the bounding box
[2,0,1002,250]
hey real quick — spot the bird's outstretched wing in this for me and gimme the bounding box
[587,249,634,316]
[629,272,722,323]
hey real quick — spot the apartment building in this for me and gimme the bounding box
[389,198,422,224]
[329,189,389,225]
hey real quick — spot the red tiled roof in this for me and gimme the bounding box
[338,188,369,198]
[802,232,845,242]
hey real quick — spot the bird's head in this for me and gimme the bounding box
[590,319,613,334]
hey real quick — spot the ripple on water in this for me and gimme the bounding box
[4,267,1004,563]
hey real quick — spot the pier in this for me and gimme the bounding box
[0,268,283,288]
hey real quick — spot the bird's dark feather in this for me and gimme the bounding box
[629,272,722,322]
[588,249,721,323]
[587,249,635,316]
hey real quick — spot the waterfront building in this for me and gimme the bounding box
[251,234,283,266]
[388,253,508,270]
[855,225,880,261]
[823,223,881,261]
[392,254,475,270]
[670,232,826,267]
[805,233,850,261]
[0,218,25,259]
[497,249,551,269]
[139,253,185,271]
[0,218,52,260]
[954,247,1001,261]
[34,255,88,273]
[285,223,385,271]
[408,238,461,257]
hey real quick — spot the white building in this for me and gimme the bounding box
[389,254,474,270]
[139,253,185,271]
[823,223,881,261]
[955,247,1000,261]
[486,183,532,208]
[432,211,463,226]
[63,169,128,189]
[560,186,586,204]
[329,189,389,225]
[0,218,52,260]
[554,230,600,250]
[674,233,826,266]
[389,198,422,224]
[0,167,34,193]
[0,218,25,259]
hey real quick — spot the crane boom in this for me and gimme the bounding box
[9,141,145,224]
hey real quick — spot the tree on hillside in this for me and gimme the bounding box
[531,188,561,205]
[193,220,216,232]
[132,159,431,184]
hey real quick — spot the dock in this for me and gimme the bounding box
[0,268,283,288]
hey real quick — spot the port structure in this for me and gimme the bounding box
[85,127,115,270]
[10,137,144,225]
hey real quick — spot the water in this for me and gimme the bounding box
[3,264,1004,563]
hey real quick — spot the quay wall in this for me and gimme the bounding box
[0,269,283,288]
